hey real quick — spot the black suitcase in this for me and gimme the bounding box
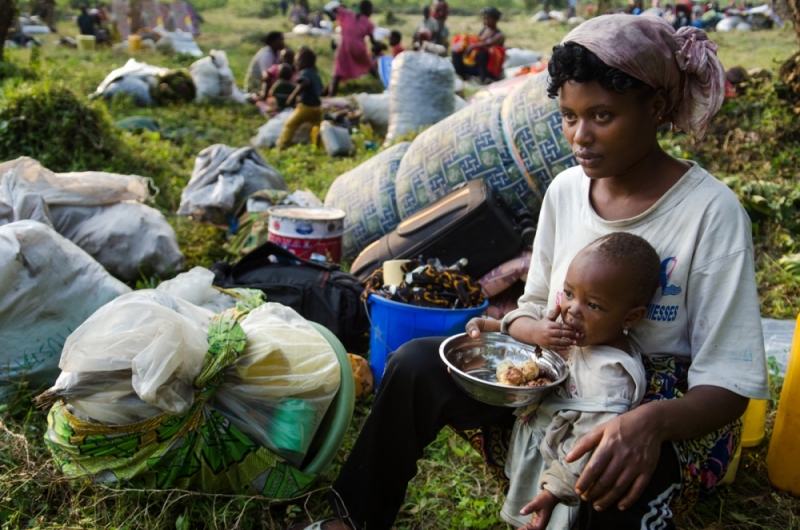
[350,180,535,281]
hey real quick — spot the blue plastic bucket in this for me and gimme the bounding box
[368,294,489,387]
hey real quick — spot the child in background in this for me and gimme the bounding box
[500,232,657,529]
[277,48,323,149]
[265,48,296,91]
[389,30,404,56]
[269,64,297,111]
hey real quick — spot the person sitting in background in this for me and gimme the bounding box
[245,31,285,94]
[309,10,322,27]
[277,47,323,149]
[269,64,297,111]
[289,2,309,24]
[414,5,439,43]
[452,7,506,84]
[265,48,296,91]
[431,0,449,45]
[77,4,97,36]
[389,30,404,56]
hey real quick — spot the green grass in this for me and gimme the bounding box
[1,8,799,530]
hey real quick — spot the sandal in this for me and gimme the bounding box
[288,518,344,530]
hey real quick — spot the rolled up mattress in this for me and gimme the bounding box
[394,94,536,220]
[324,142,412,259]
[500,71,577,202]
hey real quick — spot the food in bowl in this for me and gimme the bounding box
[495,359,553,387]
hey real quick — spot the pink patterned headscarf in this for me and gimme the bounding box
[562,15,725,139]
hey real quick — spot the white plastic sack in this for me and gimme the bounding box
[373,27,391,40]
[50,201,185,281]
[292,23,311,34]
[102,77,153,106]
[530,10,550,22]
[95,58,168,96]
[190,50,247,104]
[179,144,288,224]
[0,157,184,282]
[320,121,354,157]
[251,108,314,148]
[153,25,203,57]
[503,48,542,69]
[354,92,389,138]
[0,221,130,398]
[716,16,743,31]
[385,51,455,145]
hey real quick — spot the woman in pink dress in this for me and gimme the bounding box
[329,0,376,95]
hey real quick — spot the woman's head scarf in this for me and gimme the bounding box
[562,14,725,139]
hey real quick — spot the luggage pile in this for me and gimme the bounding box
[325,71,577,267]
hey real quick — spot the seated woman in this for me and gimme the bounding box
[244,31,285,95]
[452,7,506,84]
[294,14,768,530]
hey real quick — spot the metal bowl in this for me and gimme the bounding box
[439,332,569,408]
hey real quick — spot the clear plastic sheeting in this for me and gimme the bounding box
[156,266,242,313]
[0,221,130,398]
[53,290,213,422]
[43,298,340,468]
[385,51,455,145]
[762,318,796,377]
[178,144,288,225]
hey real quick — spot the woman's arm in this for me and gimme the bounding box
[566,385,748,512]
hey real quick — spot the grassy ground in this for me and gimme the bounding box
[0,6,799,529]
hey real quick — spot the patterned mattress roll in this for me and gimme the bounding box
[324,142,411,259]
[394,94,536,220]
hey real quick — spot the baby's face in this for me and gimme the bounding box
[560,251,634,348]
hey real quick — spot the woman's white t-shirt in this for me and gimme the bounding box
[502,163,769,400]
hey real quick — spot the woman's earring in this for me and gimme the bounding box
[623,326,629,336]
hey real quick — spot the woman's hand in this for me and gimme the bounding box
[518,490,560,530]
[566,404,663,512]
[465,317,501,338]
[464,44,476,55]
[508,305,582,352]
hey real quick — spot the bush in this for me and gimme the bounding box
[0,83,124,172]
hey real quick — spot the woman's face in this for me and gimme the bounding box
[558,80,660,180]
[483,13,497,28]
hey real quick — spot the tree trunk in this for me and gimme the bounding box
[0,0,17,62]
[783,0,800,46]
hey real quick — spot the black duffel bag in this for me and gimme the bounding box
[210,242,369,352]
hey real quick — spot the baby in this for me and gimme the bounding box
[269,63,297,110]
[501,232,660,530]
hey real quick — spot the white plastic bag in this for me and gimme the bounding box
[354,92,389,138]
[178,144,288,224]
[156,266,241,313]
[385,51,455,144]
[320,121,354,157]
[503,48,542,69]
[0,157,184,282]
[0,221,130,398]
[95,58,168,96]
[50,201,185,281]
[190,50,247,104]
[52,290,214,424]
[251,108,314,148]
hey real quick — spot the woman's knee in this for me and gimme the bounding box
[384,337,446,378]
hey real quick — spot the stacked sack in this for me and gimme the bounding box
[326,71,577,260]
